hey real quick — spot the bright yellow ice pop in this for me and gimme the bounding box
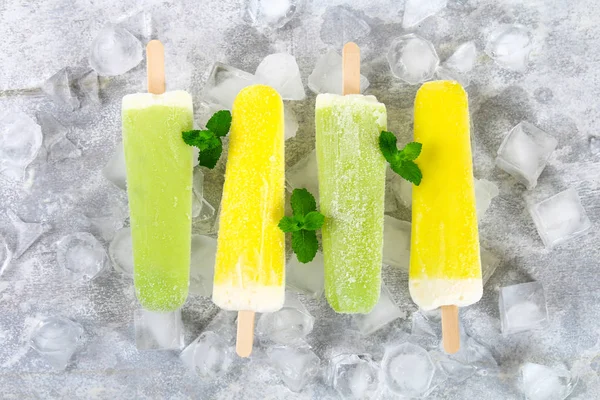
[212,84,285,313]
[409,81,482,311]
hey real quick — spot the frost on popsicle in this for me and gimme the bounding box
[182,110,231,169]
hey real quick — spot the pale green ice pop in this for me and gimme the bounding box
[315,94,387,313]
[122,91,193,312]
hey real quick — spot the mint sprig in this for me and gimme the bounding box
[379,131,423,186]
[278,188,325,263]
[182,110,232,169]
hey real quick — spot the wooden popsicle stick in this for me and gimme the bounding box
[146,40,165,95]
[342,42,361,95]
[441,305,460,354]
[236,310,255,357]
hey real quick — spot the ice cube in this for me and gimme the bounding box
[499,281,548,335]
[436,41,477,87]
[411,310,440,340]
[36,112,81,162]
[267,346,321,392]
[521,363,576,400]
[180,331,235,379]
[195,101,223,129]
[307,50,370,95]
[382,342,436,397]
[75,70,100,104]
[474,179,499,219]
[115,10,153,41]
[529,188,591,249]
[202,62,256,110]
[257,292,314,345]
[0,112,43,181]
[87,214,124,242]
[192,168,204,218]
[402,0,448,28]
[102,142,127,190]
[385,179,398,212]
[286,251,324,299]
[56,232,108,282]
[387,34,439,85]
[244,0,302,30]
[134,308,184,350]
[204,310,238,344]
[329,353,381,399]
[284,105,299,140]
[429,350,475,383]
[590,136,600,155]
[485,25,533,72]
[382,216,411,271]
[40,68,80,111]
[30,316,84,370]
[446,334,498,375]
[0,235,13,276]
[286,150,319,200]
[354,283,405,336]
[495,121,557,189]
[109,227,133,277]
[481,247,501,286]
[390,173,412,209]
[189,234,217,297]
[89,24,143,76]
[7,209,48,259]
[255,53,305,100]
[320,6,371,49]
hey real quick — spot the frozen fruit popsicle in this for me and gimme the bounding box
[212,84,285,314]
[315,43,387,314]
[122,41,193,312]
[409,80,482,351]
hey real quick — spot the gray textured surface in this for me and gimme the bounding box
[1,0,599,399]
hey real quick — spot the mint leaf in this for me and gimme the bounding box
[290,188,317,218]
[182,130,220,151]
[400,142,422,161]
[302,211,325,231]
[391,160,422,186]
[278,216,301,232]
[206,110,232,137]
[198,140,222,169]
[291,230,318,263]
[379,131,399,164]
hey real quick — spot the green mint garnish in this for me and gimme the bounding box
[379,131,423,186]
[182,110,232,169]
[278,188,325,263]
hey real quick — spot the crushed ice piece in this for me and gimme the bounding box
[244,0,302,30]
[481,247,501,286]
[320,6,371,49]
[307,50,369,95]
[202,62,256,110]
[382,342,436,397]
[255,53,305,100]
[257,292,314,345]
[485,24,533,72]
[0,235,12,276]
[495,121,557,189]
[382,216,411,272]
[267,345,321,392]
[195,101,223,129]
[385,182,398,213]
[474,178,499,219]
[56,232,107,282]
[189,234,217,297]
[521,362,576,400]
[75,70,101,104]
[115,10,153,41]
[40,68,80,110]
[180,331,235,380]
[402,0,448,28]
[284,105,299,140]
[0,112,43,181]
[529,188,591,249]
[87,214,124,242]
[499,281,548,335]
[7,209,48,259]
[286,251,324,299]
[390,172,412,209]
[89,24,143,76]
[354,283,405,336]
[191,169,216,222]
[329,353,381,399]
[36,112,81,162]
[589,136,600,155]
[109,227,133,277]
[30,316,84,371]
[134,308,184,350]
[387,34,439,85]
[286,150,319,200]
[436,41,477,87]
[102,142,127,190]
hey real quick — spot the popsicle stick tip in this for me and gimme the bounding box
[342,42,361,95]
[441,305,460,354]
[146,40,165,95]
[236,310,255,358]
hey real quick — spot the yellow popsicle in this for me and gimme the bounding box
[212,85,285,313]
[409,81,482,311]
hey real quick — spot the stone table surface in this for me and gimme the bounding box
[0,0,599,399]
